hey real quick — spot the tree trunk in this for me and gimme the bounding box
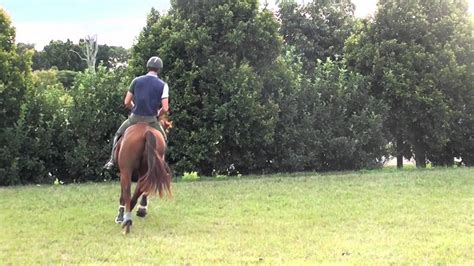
[414,141,426,168]
[396,137,403,169]
[200,161,214,177]
[397,154,404,169]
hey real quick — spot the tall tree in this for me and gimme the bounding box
[96,45,129,69]
[15,69,72,184]
[33,39,129,71]
[32,39,86,71]
[269,55,388,172]
[424,2,474,166]
[65,67,128,182]
[0,8,33,184]
[131,1,282,175]
[344,0,473,167]
[278,0,355,74]
[74,35,99,73]
[128,7,161,75]
[16,42,35,55]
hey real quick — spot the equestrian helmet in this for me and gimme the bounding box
[146,56,163,69]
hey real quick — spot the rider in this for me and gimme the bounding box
[103,56,169,170]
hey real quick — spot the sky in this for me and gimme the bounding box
[0,0,472,50]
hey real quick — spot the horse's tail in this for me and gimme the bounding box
[141,130,172,198]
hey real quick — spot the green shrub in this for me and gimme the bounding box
[181,171,199,181]
[64,67,129,182]
[0,9,33,185]
[57,70,78,89]
[14,74,72,184]
[270,59,388,172]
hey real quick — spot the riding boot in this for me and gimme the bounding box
[103,135,120,170]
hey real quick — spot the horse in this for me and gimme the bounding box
[114,116,172,234]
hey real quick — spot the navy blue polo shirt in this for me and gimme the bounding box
[129,73,168,117]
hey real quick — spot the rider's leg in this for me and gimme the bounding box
[104,118,131,170]
[105,115,159,170]
[149,120,167,142]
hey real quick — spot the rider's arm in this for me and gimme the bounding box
[124,91,134,109]
[158,98,169,117]
[157,83,169,117]
[125,78,137,110]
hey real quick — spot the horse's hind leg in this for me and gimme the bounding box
[136,194,148,218]
[131,180,147,218]
[115,194,125,224]
[130,182,143,211]
[120,170,133,234]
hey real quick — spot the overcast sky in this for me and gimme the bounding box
[0,0,472,50]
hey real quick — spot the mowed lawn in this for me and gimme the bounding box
[0,168,472,264]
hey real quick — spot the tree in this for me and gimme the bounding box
[16,42,35,55]
[74,35,99,73]
[425,3,474,166]
[65,67,129,182]
[15,70,72,184]
[270,57,388,172]
[96,45,129,69]
[130,1,282,175]
[0,9,33,184]
[344,0,473,167]
[128,7,161,75]
[33,39,129,72]
[278,0,355,74]
[32,39,86,71]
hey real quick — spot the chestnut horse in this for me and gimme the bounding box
[114,117,172,234]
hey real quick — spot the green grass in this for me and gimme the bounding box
[1,168,473,264]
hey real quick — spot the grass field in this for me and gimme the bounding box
[0,167,472,264]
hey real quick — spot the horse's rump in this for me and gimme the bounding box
[117,123,171,197]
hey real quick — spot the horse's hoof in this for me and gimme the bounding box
[115,207,124,224]
[136,207,147,218]
[115,215,124,224]
[122,219,132,235]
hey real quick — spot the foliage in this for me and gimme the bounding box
[1,67,73,185]
[1,1,472,184]
[181,171,199,181]
[271,58,388,171]
[95,44,129,69]
[259,46,305,173]
[16,42,35,55]
[15,70,72,184]
[32,39,87,71]
[2,65,130,184]
[64,67,129,182]
[131,1,281,175]
[344,0,474,167]
[32,39,129,71]
[278,0,355,74]
[56,70,78,89]
[0,9,33,185]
